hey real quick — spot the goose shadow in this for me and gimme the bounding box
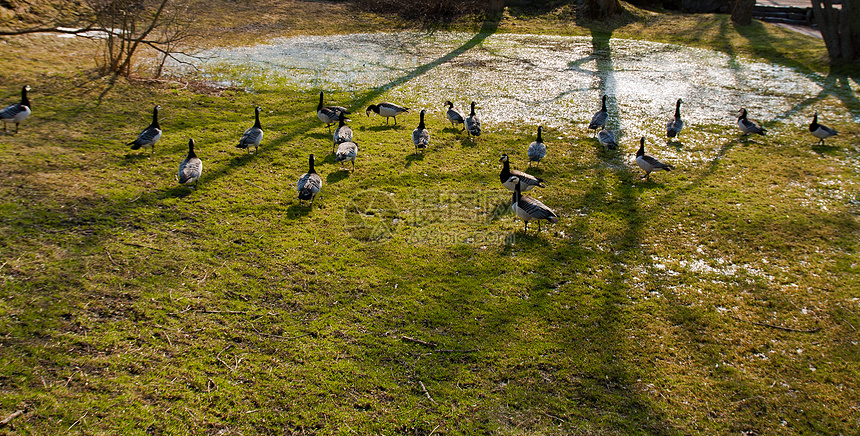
[667,139,683,149]
[308,131,332,141]
[524,166,544,177]
[229,152,256,166]
[458,136,480,147]
[123,152,154,162]
[326,170,351,184]
[285,202,317,219]
[405,152,425,165]
[361,123,404,133]
[161,186,197,199]
[320,153,339,164]
[812,143,840,156]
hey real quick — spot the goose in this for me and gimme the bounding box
[335,141,358,171]
[128,105,162,153]
[635,137,673,179]
[444,101,465,129]
[597,129,618,151]
[332,112,353,153]
[509,176,558,232]
[412,109,429,153]
[297,154,323,206]
[465,101,481,137]
[177,138,203,189]
[588,95,608,134]
[237,106,263,154]
[0,85,31,133]
[736,108,766,135]
[366,102,409,125]
[317,91,349,132]
[499,153,545,192]
[527,126,546,167]
[809,111,838,145]
[666,98,683,138]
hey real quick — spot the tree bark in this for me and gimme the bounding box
[584,0,623,19]
[812,0,860,62]
[487,0,505,14]
[731,0,756,25]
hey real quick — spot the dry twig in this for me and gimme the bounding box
[419,381,436,404]
[725,313,821,333]
[0,410,24,427]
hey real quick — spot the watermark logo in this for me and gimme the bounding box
[343,189,400,244]
[343,188,514,246]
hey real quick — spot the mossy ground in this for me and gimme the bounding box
[1,1,858,435]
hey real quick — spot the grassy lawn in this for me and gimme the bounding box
[1,1,858,434]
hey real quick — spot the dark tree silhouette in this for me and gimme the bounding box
[584,0,623,18]
[812,0,860,63]
[732,0,756,25]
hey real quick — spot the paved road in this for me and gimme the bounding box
[755,0,824,39]
[757,0,812,7]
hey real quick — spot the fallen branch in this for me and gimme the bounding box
[245,180,265,190]
[401,336,435,347]
[0,410,24,427]
[128,191,144,203]
[121,242,164,252]
[215,347,235,372]
[195,310,247,315]
[434,349,479,354]
[67,410,88,432]
[419,381,436,404]
[105,250,119,266]
[725,313,821,334]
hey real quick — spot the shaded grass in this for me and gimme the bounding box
[1,2,859,435]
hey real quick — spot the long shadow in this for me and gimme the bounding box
[339,18,502,117]
[446,21,675,432]
[733,21,860,122]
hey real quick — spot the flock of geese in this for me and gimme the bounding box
[2,86,842,232]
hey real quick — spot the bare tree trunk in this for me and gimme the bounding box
[584,0,623,19]
[812,0,860,62]
[487,0,504,14]
[839,0,859,59]
[732,0,756,25]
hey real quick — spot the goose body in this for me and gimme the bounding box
[128,105,162,153]
[510,176,558,232]
[177,138,203,188]
[736,108,766,135]
[366,102,409,124]
[635,137,673,179]
[335,141,358,171]
[809,111,838,145]
[445,101,465,129]
[588,95,608,133]
[527,126,546,166]
[0,85,31,133]
[333,112,353,152]
[666,98,683,138]
[317,91,350,132]
[412,109,430,153]
[297,154,323,205]
[237,106,263,153]
[465,101,481,137]
[597,129,618,150]
[500,153,544,192]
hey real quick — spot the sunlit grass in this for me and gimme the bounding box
[1,2,858,435]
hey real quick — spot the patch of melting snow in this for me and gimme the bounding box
[648,254,774,282]
[164,32,854,137]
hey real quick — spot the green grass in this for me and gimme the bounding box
[1,2,859,434]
